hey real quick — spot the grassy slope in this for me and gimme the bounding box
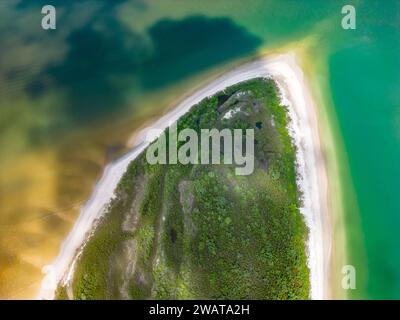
[58,78,309,300]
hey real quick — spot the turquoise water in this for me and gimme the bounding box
[0,0,398,298]
[329,1,400,298]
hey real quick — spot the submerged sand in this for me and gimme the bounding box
[37,52,332,300]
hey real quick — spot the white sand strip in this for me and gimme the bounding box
[37,53,331,300]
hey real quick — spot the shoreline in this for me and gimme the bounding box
[37,52,332,300]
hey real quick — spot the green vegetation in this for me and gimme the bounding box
[57,78,310,300]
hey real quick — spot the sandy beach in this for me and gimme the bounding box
[37,52,332,300]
